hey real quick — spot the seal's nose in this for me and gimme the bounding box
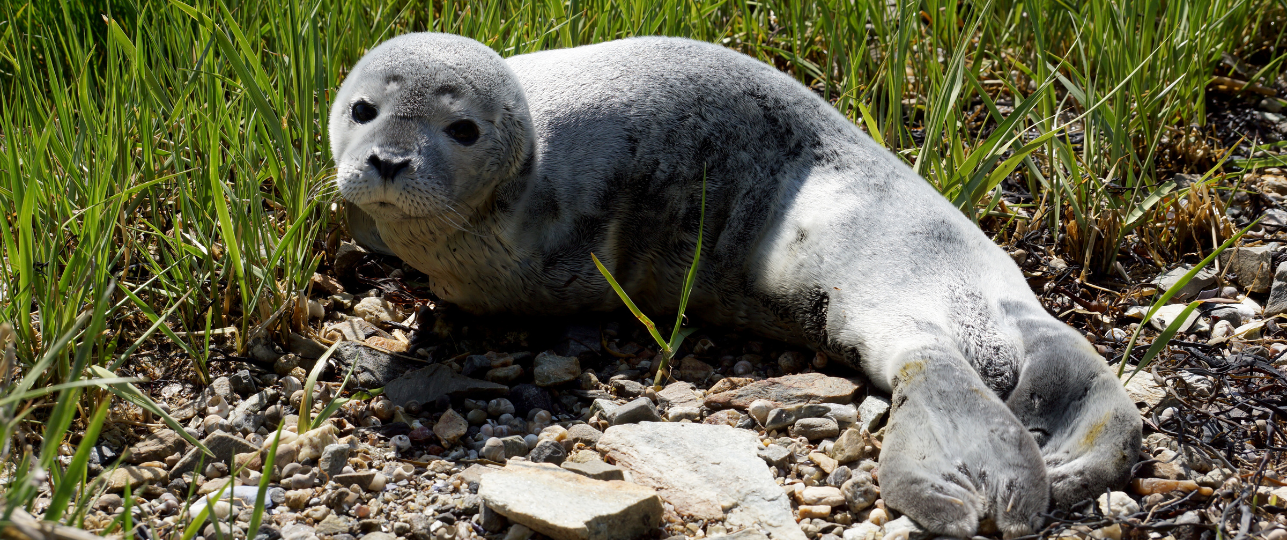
[368,154,410,181]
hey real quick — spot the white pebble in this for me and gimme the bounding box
[368,472,388,492]
[748,399,774,425]
[1096,491,1140,517]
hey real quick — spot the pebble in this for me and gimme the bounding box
[527,439,568,464]
[319,444,350,478]
[791,417,840,440]
[1096,491,1140,518]
[841,471,878,512]
[488,398,516,417]
[95,494,123,513]
[798,505,831,519]
[434,409,469,443]
[609,397,661,425]
[800,486,845,506]
[748,399,774,425]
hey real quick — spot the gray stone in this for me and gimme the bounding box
[229,369,257,397]
[319,444,351,479]
[764,404,830,432]
[1219,244,1280,293]
[106,466,168,492]
[234,389,280,416]
[384,364,510,408]
[500,436,530,458]
[561,459,625,481]
[825,466,851,488]
[656,382,700,409]
[828,429,876,465]
[589,399,620,419]
[1267,261,1287,317]
[230,412,264,433]
[840,471,878,512]
[609,379,646,399]
[334,342,425,388]
[756,444,792,469]
[790,418,839,440]
[608,397,661,425]
[171,432,259,475]
[527,439,567,465]
[534,352,581,387]
[487,365,525,384]
[598,423,806,540]
[704,373,859,410]
[287,332,330,359]
[1151,266,1217,301]
[329,317,389,341]
[479,462,662,540]
[855,395,890,433]
[333,471,377,491]
[127,429,185,464]
[463,355,494,377]
[566,424,603,447]
[316,514,355,536]
[434,409,469,443]
[480,503,509,533]
[206,377,235,402]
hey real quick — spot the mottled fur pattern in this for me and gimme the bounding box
[330,33,1141,538]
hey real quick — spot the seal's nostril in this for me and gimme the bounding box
[368,154,410,181]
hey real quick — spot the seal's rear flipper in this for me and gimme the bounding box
[880,343,1049,538]
[344,200,397,256]
[1006,319,1142,508]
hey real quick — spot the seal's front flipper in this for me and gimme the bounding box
[344,200,397,256]
[1006,322,1141,508]
[880,346,1048,538]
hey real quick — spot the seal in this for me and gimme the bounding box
[329,33,1141,537]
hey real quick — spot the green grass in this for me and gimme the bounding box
[0,0,1283,533]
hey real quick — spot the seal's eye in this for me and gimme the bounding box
[444,120,480,146]
[351,101,378,124]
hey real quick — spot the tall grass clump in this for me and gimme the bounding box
[0,0,1283,532]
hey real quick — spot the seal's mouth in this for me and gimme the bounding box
[360,199,410,221]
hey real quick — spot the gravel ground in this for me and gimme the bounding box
[39,220,1284,540]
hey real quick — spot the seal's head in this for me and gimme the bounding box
[329,33,532,223]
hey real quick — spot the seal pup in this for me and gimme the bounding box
[329,33,1141,537]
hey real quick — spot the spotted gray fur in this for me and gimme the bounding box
[329,33,1141,538]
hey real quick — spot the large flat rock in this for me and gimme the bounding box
[383,364,510,407]
[704,373,859,410]
[597,423,805,540]
[172,432,258,476]
[333,342,423,388]
[478,462,662,540]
